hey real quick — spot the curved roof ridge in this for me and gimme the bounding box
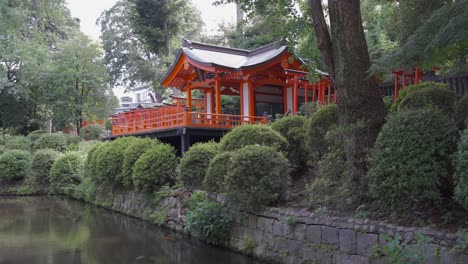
[181,38,287,56]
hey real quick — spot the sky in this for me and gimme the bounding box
[66,0,237,41]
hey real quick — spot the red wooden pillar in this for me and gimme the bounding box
[239,81,244,116]
[393,71,399,101]
[283,86,288,113]
[249,78,255,117]
[215,74,221,115]
[187,86,192,111]
[292,75,298,114]
[312,83,316,103]
[327,81,332,104]
[304,81,308,103]
[402,72,406,90]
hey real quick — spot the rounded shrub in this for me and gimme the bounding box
[305,104,338,163]
[0,150,31,182]
[4,136,32,151]
[30,149,62,182]
[203,151,235,193]
[391,81,449,112]
[132,143,178,193]
[224,145,290,208]
[219,124,288,152]
[79,124,104,140]
[84,141,104,178]
[120,137,160,187]
[398,86,456,116]
[27,130,46,142]
[454,94,468,129]
[64,134,82,145]
[33,134,67,152]
[49,152,83,194]
[271,116,307,171]
[94,137,136,184]
[369,108,458,208]
[178,142,219,189]
[454,129,468,210]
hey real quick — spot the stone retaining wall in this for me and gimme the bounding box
[90,187,467,264]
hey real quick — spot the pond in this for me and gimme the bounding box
[0,197,261,264]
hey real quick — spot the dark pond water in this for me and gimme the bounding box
[0,197,261,264]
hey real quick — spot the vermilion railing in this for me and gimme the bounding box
[111,107,267,137]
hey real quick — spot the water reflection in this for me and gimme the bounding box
[0,197,260,264]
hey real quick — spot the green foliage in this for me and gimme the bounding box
[220,124,288,152]
[33,133,67,152]
[84,142,104,178]
[27,130,47,142]
[178,142,219,189]
[30,149,62,182]
[374,233,431,264]
[305,104,338,164]
[454,129,468,210]
[299,102,317,117]
[308,177,351,210]
[149,211,167,225]
[203,151,235,194]
[224,145,290,209]
[271,116,307,170]
[369,108,458,208]
[0,150,31,182]
[67,177,97,203]
[185,192,233,244]
[77,140,101,158]
[64,134,82,145]
[383,96,394,112]
[398,86,456,116]
[454,94,468,129]
[49,152,83,194]
[391,82,449,112]
[94,137,136,185]
[121,137,160,187]
[132,143,178,192]
[240,237,258,256]
[4,136,32,151]
[79,124,104,140]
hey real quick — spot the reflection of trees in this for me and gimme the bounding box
[0,197,258,264]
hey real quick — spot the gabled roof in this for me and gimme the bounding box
[161,39,296,87]
[180,39,289,70]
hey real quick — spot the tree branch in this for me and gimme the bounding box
[309,0,334,75]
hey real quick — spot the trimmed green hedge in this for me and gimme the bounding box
[224,145,290,208]
[220,124,288,152]
[49,152,83,194]
[271,116,307,170]
[0,150,31,181]
[33,134,67,152]
[454,129,468,210]
[391,81,449,112]
[85,142,104,178]
[31,149,62,182]
[398,86,455,115]
[94,137,136,185]
[79,124,104,140]
[305,104,338,164]
[27,130,46,142]
[369,108,458,208]
[4,136,32,151]
[132,144,178,192]
[120,137,160,187]
[178,142,219,189]
[203,151,235,193]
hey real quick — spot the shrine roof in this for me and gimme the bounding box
[180,39,289,70]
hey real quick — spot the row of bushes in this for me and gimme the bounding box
[85,137,178,193]
[0,132,81,153]
[303,81,468,213]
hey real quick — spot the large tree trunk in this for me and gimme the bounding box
[310,0,386,193]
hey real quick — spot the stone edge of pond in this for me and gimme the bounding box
[2,185,467,264]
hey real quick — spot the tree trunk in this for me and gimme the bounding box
[310,0,386,192]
